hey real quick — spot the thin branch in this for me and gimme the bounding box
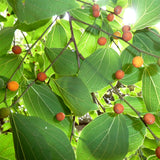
[44,38,73,73]
[146,27,160,38]
[110,82,160,141]
[91,92,106,112]
[70,116,75,142]
[71,16,160,59]
[113,40,121,52]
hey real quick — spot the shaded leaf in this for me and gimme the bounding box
[7,0,79,24]
[78,48,121,92]
[10,114,76,160]
[45,48,81,76]
[0,15,7,22]
[76,113,129,160]
[0,27,15,56]
[23,83,72,136]
[54,76,97,116]
[142,64,160,112]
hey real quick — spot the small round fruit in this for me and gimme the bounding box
[143,113,155,125]
[122,25,131,32]
[122,31,132,41]
[7,81,19,91]
[92,4,100,11]
[37,72,47,81]
[107,13,114,21]
[156,146,160,159]
[113,103,124,114]
[114,6,122,15]
[132,56,143,68]
[56,112,65,121]
[98,37,107,45]
[115,70,125,79]
[0,108,10,118]
[113,31,121,39]
[7,13,10,16]
[12,45,22,54]
[93,10,100,18]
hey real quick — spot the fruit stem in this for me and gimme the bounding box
[70,116,75,142]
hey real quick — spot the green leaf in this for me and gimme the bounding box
[112,0,118,4]
[124,115,146,156]
[45,22,68,48]
[0,15,7,22]
[133,29,160,64]
[45,48,81,76]
[10,114,76,160]
[76,113,129,160]
[77,30,98,58]
[129,0,160,30]
[0,0,8,11]
[0,55,23,81]
[115,96,147,117]
[143,137,157,150]
[78,48,121,92]
[7,0,79,24]
[0,133,15,160]
[53,76,97,116]
[142,64,160,112]
[23,83,72,136]
[0,27,15,56]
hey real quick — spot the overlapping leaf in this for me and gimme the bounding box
[53,76,97,116]
[23,83,72,136]
[76,113,129,160]
[10,114,75,160]
[142,64,160,112]
[129,0,160,30]
[45,48,81,76]
[78,48,121,92]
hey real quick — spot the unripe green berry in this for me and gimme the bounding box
[0,108,10,118]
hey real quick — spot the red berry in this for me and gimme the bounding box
[98,37,107,46]
[122,31,132,41]
[107,13,114,21]
[122,25,131,33]
[114,6,122,15]
[156,147,160,159]
[12,45,22,54]
[143,113,155,125]
[115,70,125,79]
[113,103,124,114]
[37,72,47,81]
[92,4,100,11]
[93,10,100,18]
[56,112,65,121]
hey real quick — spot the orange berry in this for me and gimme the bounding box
[7,81,19,91]
[93,10,100,18]
[98,37,107,45]
[122,31,132,41]
[114,6,122,15]
[113,31,121,39]
[37,72,47,81]
[56,112,65,121]
[107,13,114,21]
[156,147,160,159]
[113,103,124,114]
[12,45,22,54]
[115,70,125,79]
[132,56,143,68]
[92,4,100,11]
[122,25,131,33]
[143,113,155,125]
